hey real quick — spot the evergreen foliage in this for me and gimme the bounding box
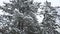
[0,0,60,34]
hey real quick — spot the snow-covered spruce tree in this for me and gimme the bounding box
[0,0,41,34]
[40,1,60,34]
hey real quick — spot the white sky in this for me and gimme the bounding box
[34,0,60,7]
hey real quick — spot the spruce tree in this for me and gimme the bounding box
[0,0,60,34]
[40,1,60,34]
[0,0,41,34]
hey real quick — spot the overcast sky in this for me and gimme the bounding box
[34,0,60,7]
